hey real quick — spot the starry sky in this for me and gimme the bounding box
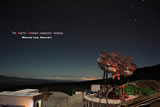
[0,0,160,80]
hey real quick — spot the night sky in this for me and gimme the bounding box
[0,0,160,80]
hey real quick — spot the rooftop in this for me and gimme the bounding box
[0,89,41,97]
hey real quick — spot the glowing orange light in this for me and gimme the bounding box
[81,78,98,81]
[117,74,120,80]
[121,84,126,97]
[106,60,109,65]
[112,74,115,79]
[113,67,117,72]
[112,64,117,72]
[121,84,126,88]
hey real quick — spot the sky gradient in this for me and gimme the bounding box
[0,0,160,80]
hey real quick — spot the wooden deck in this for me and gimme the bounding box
[118,92,160,107]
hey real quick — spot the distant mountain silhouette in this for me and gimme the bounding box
[79,64,160,86]
[0,64,159,92]
[129,64,160,81]
[0,75,69,91]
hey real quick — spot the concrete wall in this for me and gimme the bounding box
[0,96,33,107]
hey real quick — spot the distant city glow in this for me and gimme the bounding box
[80,77,99,81]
